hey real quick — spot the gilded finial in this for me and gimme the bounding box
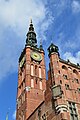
[30,18,32,24]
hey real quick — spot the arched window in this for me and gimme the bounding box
[40,81,42,90]
[31,64,34,76]
[39,67,42,78]
[73,69,78,75]
[62,65,68,80]
[73,69,79,83]
[35,65,37,76]
[62,65,68,70]
[31,78,34,88]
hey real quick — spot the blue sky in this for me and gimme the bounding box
[0,0,80,119]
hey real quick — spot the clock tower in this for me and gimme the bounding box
[16,20,46,120]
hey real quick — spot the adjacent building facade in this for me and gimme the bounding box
[16,20,80,120]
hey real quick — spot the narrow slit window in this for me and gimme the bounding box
[31,79,34,88]
[40,81,42,90]
[35,65,37,76]
[31,65,34,76]
[39,67,42,78]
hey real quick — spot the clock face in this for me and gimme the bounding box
[31,51,42,62]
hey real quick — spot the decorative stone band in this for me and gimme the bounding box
[55,104,68,113]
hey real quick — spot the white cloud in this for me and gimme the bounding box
[0,0,46,36]
[0,0,53,81]
[63,51,80,64]
[12,110,16,120]
[72,0,80,13]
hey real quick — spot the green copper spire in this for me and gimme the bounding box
[47,43,59,57]
[26,19,37,47]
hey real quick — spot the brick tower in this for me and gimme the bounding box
[26,43,80,120]
[16,20,46,120]
[16,21,80,120]
[45,43,80,120]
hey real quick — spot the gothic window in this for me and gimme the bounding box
[39,67,42,78]
[36,78,38,84]
[31,64,34,76]
[58,70,60,74]
[73,69,78,75]
[40,81,42,90]
[42,114,46,120]
[62,65,68,70]
[60,80,62,84]
[68,102,78,120]
[73,69,79,84]
[35,65,37,76]
[31,78,34,88]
